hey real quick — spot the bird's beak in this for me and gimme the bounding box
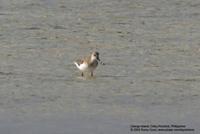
[97,56,100,61]
[97,55,105,65]
[98,57,105,65]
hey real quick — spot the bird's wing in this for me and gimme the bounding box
[75,59,84,65]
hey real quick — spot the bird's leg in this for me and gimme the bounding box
[81,72,84,77]
[91,71,93,77]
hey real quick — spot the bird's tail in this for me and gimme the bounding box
[74,61,78,66]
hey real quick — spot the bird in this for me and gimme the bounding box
[74,51,105,77]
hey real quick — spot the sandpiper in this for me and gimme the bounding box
[74,51,105,77]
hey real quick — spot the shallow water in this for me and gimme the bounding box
[0,0,200,133]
